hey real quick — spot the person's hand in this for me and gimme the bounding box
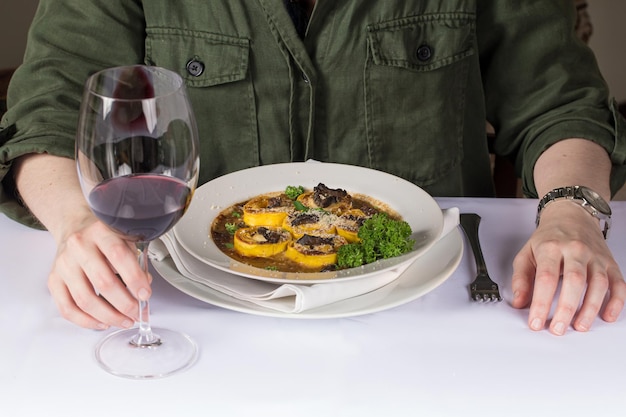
[47,214,152,329]
[511,201,626,335]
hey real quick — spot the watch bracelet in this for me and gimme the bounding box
[535,185,611,239]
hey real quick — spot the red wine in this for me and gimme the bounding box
[89,174,191,241]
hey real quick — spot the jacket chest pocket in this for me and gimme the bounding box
[145,28,259,183]
[365,13,475,186]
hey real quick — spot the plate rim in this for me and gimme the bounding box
[174,162,444,284]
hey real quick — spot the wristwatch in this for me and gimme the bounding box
[536,185,612,239]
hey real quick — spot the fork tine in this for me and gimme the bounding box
[469,275,502,302]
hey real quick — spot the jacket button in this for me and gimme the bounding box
[416,45,433,62]
[186,59,205,77]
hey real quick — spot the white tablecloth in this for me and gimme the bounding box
[1,197,625,417]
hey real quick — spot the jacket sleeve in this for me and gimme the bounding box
[0,0,146,228]
[476,0,626,198]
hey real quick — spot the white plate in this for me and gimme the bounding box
[174,162,444,284]
[154,226,463,319]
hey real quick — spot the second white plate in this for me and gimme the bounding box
[154,226,463,319]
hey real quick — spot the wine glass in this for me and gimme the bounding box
[76,65,200,379]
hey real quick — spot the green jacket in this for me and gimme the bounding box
[2,0,626,228]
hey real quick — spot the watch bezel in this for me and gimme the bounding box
[578,186,612,216]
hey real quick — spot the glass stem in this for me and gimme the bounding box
[130,242,161,348]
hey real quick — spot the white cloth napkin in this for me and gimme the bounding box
[150,207,459,313]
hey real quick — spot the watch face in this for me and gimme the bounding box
[580,186,612,215]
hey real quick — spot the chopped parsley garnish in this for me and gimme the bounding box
[293,200,308,212]
[225,222,239,235]
[285,185,305,200]
[337,213,414,268]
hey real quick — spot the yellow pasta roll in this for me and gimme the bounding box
[242,192,293,227]
[282,211,337,239]
[284,233,348,269]
[335,209,369,243]
[233,226,291,258]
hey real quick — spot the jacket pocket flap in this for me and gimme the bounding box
[146,28,249,87]
[367,13,475,72]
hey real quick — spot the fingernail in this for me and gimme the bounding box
[138,288,150,301]
[96,323,109,330]
[606,308,618,321]
[577,319,590,332]
[530,318,542,330]
[553,321,565,335]
[121,319,133,329]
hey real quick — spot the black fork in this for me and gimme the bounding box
[460,213,502,302]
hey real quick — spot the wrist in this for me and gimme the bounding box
[536,185,612,239]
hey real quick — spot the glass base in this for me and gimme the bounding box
[95,327,198,379]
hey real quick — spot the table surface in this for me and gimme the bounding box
[1,197,625,417]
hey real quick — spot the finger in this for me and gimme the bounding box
[66,272,135,329]
[86,270,139,325]
[527,245,562,332]
[511,245,535,308]
[601,265,626,323]
[572,264,609,332]
[48,263,134,330]
[54,252,137,329]
[550,258,590,335]
[48,270,109,330]
[97,236,152,302]
[65,227,140,324]
[78,245,141,323]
